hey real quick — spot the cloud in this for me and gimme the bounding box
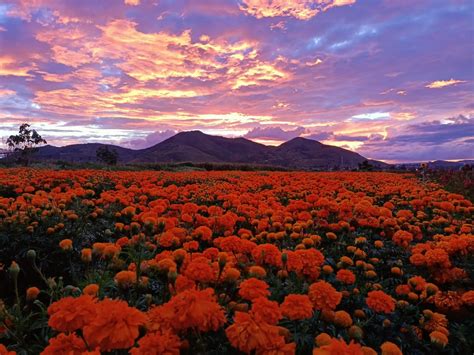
[124,130,178,149]
[124,0,140,5]
[239,0,356,20]
[0,56,34,77]
[426,79,467,89]
[351,112,390,120]
[304,131,333,141]
[245,126,306,140]
[359,115,474,161]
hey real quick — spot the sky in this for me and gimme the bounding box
[0,0,473,163]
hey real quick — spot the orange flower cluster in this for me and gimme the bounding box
[0,169,472,354]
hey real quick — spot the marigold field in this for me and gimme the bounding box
[0,169,473,355]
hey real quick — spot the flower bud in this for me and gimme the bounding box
[9,261,20,278]
[27,250,36,264]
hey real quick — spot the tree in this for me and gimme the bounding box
[6,123,47,166]
[96,146,118,166]
[358,160,374,171]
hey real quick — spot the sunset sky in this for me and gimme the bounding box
[0,0,472,162]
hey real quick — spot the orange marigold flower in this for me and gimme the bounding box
[83,284,99,297]
[395,285,410,296]
[26,287,40,301]
[281,294,313,320]
[380,341,402,355]
[429,331,448,348]
[184,257,217,284]
[81,248,92,263]
[83,298,147,351]
[366,291,395,314]
[249,265,267,278]
[315,333,332,347]
[59,238,73,251]
[252,243,282,267]
[192,226,213,241]
[41,333,87,355]
[425,248,451,269]
[409,253,426,266]
[336,269,356,285]
[251,297,282,325]
[433,291,463,312]
[47,295,97,333]
[114,270,137,288]
[239,278,270,301]
[0,344,16,355]
[223,267,241,283]
[333,310,352,328]
[129,330,181,355]
[308,281,342,312]
[313,338,364,355]
[421,311,448,333]
[408,276,427,292]
[461,290,474,306]
[225,311,288,354]
[392,230,413,248]
[165,288,226,332]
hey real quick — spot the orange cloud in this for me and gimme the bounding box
[124,0,140,5]
[0,56,34,77]
[391,112,416,121]
[425,79,467,89]
[0,89,16,96]
[240,0,356,20]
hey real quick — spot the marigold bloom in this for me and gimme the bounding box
[114,270,137,288]
[0,344,16,355]
[313,338,364,355]
[380,341,402,355]
[249,265,267,278]
[41,333,87,355]
[421,311,448,332]
[392,230,413,248]
[433,291,463,311]
[251,297,282,325]
[225,311,288,354]
[223,267,241,282]
[281,294,313,320]
[425,248,451,268]
[239,278,270,301]
[252,243,282,267]
[165,288,226,332]
[81,248,92,262]
[59,238,73,251]
[47,295,97,332]
[315,333,332,347]
[333,310,352,328]
[26,287,40,301]
[429,331,448,347]
[366,291,395,314]
[184,257,217,284]
[336,269,356,285]
[83,284,99,297]
[461,290,474,306]
[83,298,147,351]
[308,281,342,312]
[130,330,181,355]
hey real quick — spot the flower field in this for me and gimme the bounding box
[0,169,473,354]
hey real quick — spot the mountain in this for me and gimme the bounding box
[138,131,271,163]
[33,143,137,163]
[394,160,473,170]
[29,131,386,170]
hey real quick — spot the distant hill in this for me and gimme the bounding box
[29,131,387,170]
[394,160,473,170]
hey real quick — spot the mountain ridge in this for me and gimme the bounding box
[29,131,388,169]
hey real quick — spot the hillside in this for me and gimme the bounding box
[30,131,384,170]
